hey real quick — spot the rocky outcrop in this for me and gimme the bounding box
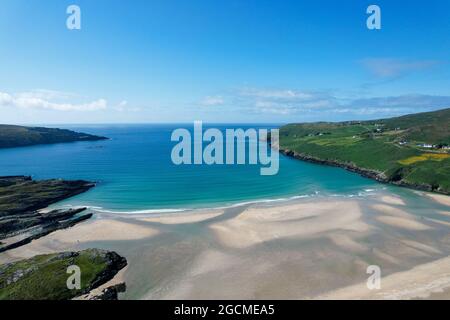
[0,176,95,218]
[0,176,96,252]
[75,283,127,300]
[0,213,92,253]
[280,148,385,179]
[0,249,127,300]
[0,207,88,237]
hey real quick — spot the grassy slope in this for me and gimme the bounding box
[0,125,107,149]
[0,249,127,300]
[279,108,450,194]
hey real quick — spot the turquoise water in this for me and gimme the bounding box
[0,124,384,212]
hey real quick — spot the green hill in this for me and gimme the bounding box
[0,125,107,149]
[279,108,450,194]
[0,249,127,300]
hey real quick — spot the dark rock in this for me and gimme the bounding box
[0,176,96,252]
[81,283,127,300]
[40,207,87,221]
[0,213,93,253]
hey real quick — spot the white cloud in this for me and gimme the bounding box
[240,88,313,100]
[201,95,225,106]
[113,100,141,112]
[232,87,338,115]
[347,94,450,112]
[114,100,128,111]
[203,86,450,119]
[17,89,76,101]
[0,90,107,111]
[0,92,13,105]
[361,58,439,78]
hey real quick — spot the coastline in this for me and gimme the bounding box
[2,189,450,300]
[279,148,450,196]
[58,185,387,216]
[0,176,96,253]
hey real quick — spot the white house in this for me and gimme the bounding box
[418,143,434,148]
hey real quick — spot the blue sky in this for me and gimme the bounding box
[0,0,449,124]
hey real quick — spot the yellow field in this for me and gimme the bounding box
[399,153,450,165]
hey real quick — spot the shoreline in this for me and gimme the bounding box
[279,148,450,196]
[2,190,450,300]
[59,187,388,217]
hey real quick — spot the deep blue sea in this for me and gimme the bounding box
[0,124,388,212]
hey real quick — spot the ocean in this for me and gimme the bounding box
[0,124,406,213]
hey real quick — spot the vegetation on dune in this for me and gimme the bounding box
[0,125,107,149]
[0,249,127,300]
[279,108,450,194]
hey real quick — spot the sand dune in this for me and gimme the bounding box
[210,201,368,249]
[380,196,406,206]
[371,204,413,218]
[139,210,223,224]
[316,256,450,300]
[376,215,431,230]
[52,219,160,242]
[427,193,450,207]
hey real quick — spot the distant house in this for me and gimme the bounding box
[312,132,331,136]
[417,143,434,148]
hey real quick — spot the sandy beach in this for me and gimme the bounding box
[1,191,450,300]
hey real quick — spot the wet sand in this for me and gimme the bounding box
[1,191,450,300]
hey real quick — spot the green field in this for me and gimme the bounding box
[279,108,450,194]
